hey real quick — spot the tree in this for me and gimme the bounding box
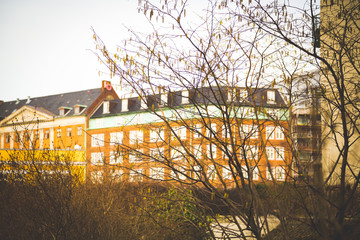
[93,0,360,239]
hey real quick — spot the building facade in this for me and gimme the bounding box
[0,81,118,181]
[86,86,292,185]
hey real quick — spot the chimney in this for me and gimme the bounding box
[102,80,112,91]
[121,98,128,112]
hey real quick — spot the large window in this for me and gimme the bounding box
[109,151,123,165]
[149,167,165,180]
[77,127,82,136]
[207,165,217,180]
[57,129,61,138]
[172,126,187,140]
[267,167,275,180]
[129,149,143,163]
[150,147,164,161]
[207,144,217,159]
[267,146,285,161]
[276,167,285,181]
[129,130,143,144]
[91,134,104,147]
[207,123,217,138]
[150,128,164,142]
[223,165,232,180]
[171,166,187,180]
[129,169,143,182]
[91,152,104,165]
[266,146,275,160]
[266,126,275,140]
[110,132,123,145]
[66,128,72,137]
[194,124,202,138]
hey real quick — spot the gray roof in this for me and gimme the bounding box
[0,88,102,120]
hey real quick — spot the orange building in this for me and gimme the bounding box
[86,87,291,185]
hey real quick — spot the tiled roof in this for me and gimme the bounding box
[0,88,102,120]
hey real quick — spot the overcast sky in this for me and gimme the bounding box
[0,0,149,101]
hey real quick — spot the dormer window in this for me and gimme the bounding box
[74,105,87,115]
[103,101,110,114]
[59,107,72,116]
[160,93,167,106]
[181,90,189,104]
[239,89,248,101]
[227,88,237,102]
[267,90,276,104]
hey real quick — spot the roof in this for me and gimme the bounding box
[91,86,287,118]
[0,88,102,120]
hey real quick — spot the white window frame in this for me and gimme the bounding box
[109,151,123,165]
[150,167,165,180]
[111,169,123,180]
[207,144,217,159]
[56,128,61,138]
[223,165,232,180]
[171,166,187,180]
[129,149,143,163]
[241,165,249,179]
[194,124,202,138]
[266,146,275,160]
[276,167,285,181]
[252,166,259,181]
[150,147,165,161]
[275,127,284,140]
[267,167,275,180]
[91,152,104,165]
[249,125,259,139]
[150,128,164,142]
[129,169,143,182]
[207,165,217,180]
[66,128,72,137]
[91,171,103,183]
[207,123,217,138]
[193,145,202,158]
[129,130,143,144]
[171,146,184,160]
[193,165,202,180]
[246,145,258,160]
[266,126,275,140]
[276,147,285,160]
[77,127,82,136]
[173,126,187,140]
[267,90,276,103]
[110,132,123,145]
[91,134,104,147]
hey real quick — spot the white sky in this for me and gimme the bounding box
[0,0,149,101]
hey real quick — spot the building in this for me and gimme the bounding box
[320,0,360,184]
[86,86,292,185]
[0,81,118,181]
[291,71,322,179]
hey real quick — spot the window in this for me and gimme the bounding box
[91,152,104,165]
[5,134,10,143]
[150,167,164,180]
[171,166,187,180]
[91,171,103,183]
[66,128,72,137]
[14,133,19,142]
[129,149,143,163]
[223,165,232,180]
[129,169,143,182]
[276,127,284,140]
[150,147,164,161]
[207,144,216,159]
[110,132,123,145]
[77,127,82,136]
[207,165,216,180]
[276,147,285,160]
[207,123,217,138]
[222,125,230,139]
[227,88,236,102]
[246,145,258,160]
[193,145,202,158]
[34,131,39,140]
[171,146,184,160]
[266,126,275,140]
[252,167,259,181]
[110,151,123,165]
[267,90,276,103]
[267,167,275,180]
[173,126,186,140]
[239,89,248,101]
[150,128,164,142]
[103,101,110,114]
[194,124,202,138]
[192,165,202,180]
[24,132,30,141]
[57,129,61,138]
[241,166,248,179]
[276,167,285,181]
[111,169,123,180]
[249,125,259,139]
[45,130,49,139]
[91,134,104,147]
[266,146,275,160]
[222,144,232,160]
[129,130,143,144]
[239,125,249,138]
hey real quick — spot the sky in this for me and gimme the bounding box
[0,0,149,101]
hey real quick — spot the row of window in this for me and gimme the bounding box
[90,165,286,183]
[90,125,285,147]
[4,127,83,144]
[90,145,285,165]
